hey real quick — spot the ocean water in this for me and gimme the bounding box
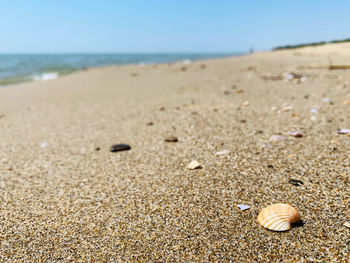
[0,53,240,86]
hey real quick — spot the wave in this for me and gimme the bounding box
[32,72,59,81]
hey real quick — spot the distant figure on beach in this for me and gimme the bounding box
[250,47,255,53]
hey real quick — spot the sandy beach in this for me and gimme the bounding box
[0,43,349,262]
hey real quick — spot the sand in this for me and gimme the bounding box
[0,43,349,262]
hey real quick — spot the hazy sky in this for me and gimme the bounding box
[0,0,349,53]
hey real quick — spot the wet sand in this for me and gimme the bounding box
[0,43,349,262]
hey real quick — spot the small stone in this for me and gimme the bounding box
[242,101,250,106]
[95,147,100,151]
[311,108,318,114]
[344,222,350,228]
[146,122,154,126]
[224,90,230,95]
[289,179,304,186]
[282,106,293,111]
[165,136,178,142]
[215,150,231,156]
[40,142,48,148]
[271,106,277,111]
[292,113,300,117]
[236,89,244,94]
[159,106,165,111]
[289,131,303,138]
[267,164,274,168]
[269,135,287,141]
[337,129,350,134]
[187,160,201,170]
[322,98,330,103]
[344,100,350,105]
[240,119,247,123]
[304,95,309,99]
[237,204,250,211]
[110,144,131,152]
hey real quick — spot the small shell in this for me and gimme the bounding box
[258,203,301,231]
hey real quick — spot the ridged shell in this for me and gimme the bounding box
[257,203,301,231]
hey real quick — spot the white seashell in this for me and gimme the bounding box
[215,150,231,156]
[237,204,250,211]
[337,129,350,134]
[257,203,301,231]
[187,160,201,170]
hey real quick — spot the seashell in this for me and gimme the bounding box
[257,203,301,231]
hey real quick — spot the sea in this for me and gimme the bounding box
[0,53,240,86]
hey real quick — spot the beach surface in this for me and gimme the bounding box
[0,43,349,262]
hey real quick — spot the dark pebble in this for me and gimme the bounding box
[95,147,101,151]
[224,90,230,95]
[289,179,304,186]
[240,119,247,123]
[110,144,131,152]
[165,136,178,142]
[267,164,274,168]
[146,122,154,126]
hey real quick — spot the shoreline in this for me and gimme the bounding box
[0,52,243,87]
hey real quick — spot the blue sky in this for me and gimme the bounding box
[0,0,349,53]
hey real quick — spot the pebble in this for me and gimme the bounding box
[311,108,318,114]
[337,129,350,134]
[146,122,154,126]
[40,142,48,148]
[215,150,231,156]
[237,204,250,211]
[242,101,250,106]
[110,144,131,152]
[282,106,293,111]
[289,131,303,138]
[289,179,304,186]
[95,147,100,151]
[344,222,350,228]
[164,136,178,142]
[187,160,201,170]
[224,90,230,95]
[269,135,287,141]
[322,98,331,103]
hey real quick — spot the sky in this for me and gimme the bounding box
[0,0,349,53]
